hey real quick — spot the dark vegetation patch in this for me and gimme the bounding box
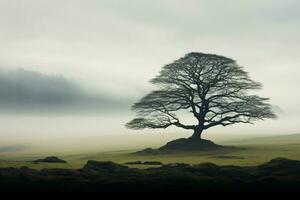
[0,158,300,192]
[124,161,143,165]
[143,161,162,165]
[125,161,162,165]
[33,156,67,163]
[212,155,245,159]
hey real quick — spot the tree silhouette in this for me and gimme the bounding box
[126,52,276,140]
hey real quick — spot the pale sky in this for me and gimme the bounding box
[0,0,299,147]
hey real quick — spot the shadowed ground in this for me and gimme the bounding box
[0,157,300,192]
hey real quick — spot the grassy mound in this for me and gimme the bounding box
[159,138,221,151]
[134,138,237,155]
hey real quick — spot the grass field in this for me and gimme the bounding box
[1,134,300,170]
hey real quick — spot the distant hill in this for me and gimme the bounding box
[0,144,27,153]
[0,68,129,114]
[224,133,300,145]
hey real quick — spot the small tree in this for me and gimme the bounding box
[126,52,276,140]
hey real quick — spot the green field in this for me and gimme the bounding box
[1,134,300,170]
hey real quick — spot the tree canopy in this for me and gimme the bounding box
[126,52,276,140]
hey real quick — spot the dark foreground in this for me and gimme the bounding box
[0,158,300,192]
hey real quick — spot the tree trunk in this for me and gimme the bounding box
[190,126,203,140]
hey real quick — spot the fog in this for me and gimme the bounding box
[0,68,130,114]
[0,0,299,153]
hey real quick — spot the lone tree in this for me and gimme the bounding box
[126,52,276,142]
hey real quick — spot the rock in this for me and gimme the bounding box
[19,166,40,176]
[82,160,128,173]
[33,156,67,163]
[143,161,163,165]
[264,157,300,167]
[213,155,245,159]
[125,161,163,165]
[256,157,300,176]
[0,158,300,192]
[0,166,40,177]
[193,163,220,176]
[124,161,143,165]
[162,163,190,169]
[41,168,79,176]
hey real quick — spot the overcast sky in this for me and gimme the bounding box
[0,0,299,114]
[0,0,299,145]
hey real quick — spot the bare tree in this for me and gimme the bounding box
[126,53,276,140]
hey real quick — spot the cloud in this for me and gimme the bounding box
[0,68,130,114]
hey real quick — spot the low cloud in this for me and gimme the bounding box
[0,68,130,114]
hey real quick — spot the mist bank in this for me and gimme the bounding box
[0,68,131,114]
[0,114,298,156]
[0,68,289,116]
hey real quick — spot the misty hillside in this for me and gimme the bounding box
[0,68,129,113]
[0,68,81,104]
[223,133,300,145]
[0,144,27,153]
